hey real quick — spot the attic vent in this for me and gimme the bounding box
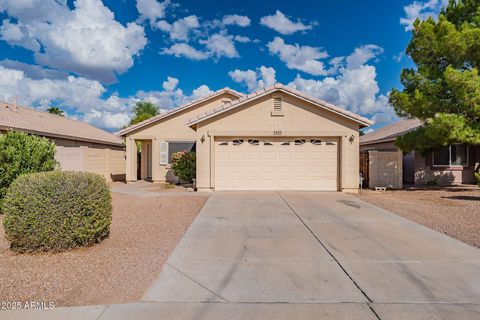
[273,97,282,112]
[271,95,284,116]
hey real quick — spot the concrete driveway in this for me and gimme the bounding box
[6,191,480,319]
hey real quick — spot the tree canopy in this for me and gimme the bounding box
[128,101,160,126]
[389,0,480,152]
[47,106,65,116]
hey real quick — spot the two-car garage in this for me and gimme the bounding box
[214,137,338,191]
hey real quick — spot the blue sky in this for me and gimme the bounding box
[0,0,448,131]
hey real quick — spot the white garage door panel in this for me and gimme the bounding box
[215,138,338,191]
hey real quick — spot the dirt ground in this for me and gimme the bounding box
[0,192,207,307]
[354,186,480,248]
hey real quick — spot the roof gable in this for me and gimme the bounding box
[186,84,373,128]
[118,88,243,136]
[0,102,123,146]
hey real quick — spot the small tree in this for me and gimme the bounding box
[47,106,65,116]
[0,131,57,209]
[171,151,196,183]
[128,102,160,126]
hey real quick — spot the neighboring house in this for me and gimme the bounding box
[360,119,480,185]
[119,84,372,192]
[0,102,125,182]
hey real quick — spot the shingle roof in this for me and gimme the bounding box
[360,118,423,145]
[186,83,373,128]
[118,87,243,136]
[0,102,123,146]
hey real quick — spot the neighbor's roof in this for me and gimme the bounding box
[0,102,123,146]
[186,83,373,128]
[360,118,423,145]
[118,87,243,136]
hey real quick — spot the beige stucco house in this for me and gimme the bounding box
[119,84,372,192]
[360,119,480,185]
[0,102,125,182]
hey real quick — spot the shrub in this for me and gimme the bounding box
[475,172,480,187]
[171,151,196,183]
[0,131,57,210]
[3,171,112,253]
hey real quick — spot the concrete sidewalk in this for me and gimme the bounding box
[4,191,480,319]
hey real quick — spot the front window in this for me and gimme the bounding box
[433,144,468,167]
[168,141,195,163]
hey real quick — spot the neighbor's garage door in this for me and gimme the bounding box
[215,138,338,191]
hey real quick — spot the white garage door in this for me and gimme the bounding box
[215,138,338,191]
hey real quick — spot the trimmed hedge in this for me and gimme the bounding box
[3,171,112,253]
[0,131,57,210]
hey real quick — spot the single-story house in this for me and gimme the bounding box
[118,83,372,192]
[0,102,125,182]
[360,119,480,185]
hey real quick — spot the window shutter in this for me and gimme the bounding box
[160,141,169,165]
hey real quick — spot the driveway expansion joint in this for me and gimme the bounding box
[276,192,382,320]
[166,262,228,302]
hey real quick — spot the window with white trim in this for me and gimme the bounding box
[264,141,273,146]
[167,141,196,163]
[233,139,244,146]
[310,139,322,145]
[295,139,305,145]
[281,141,291,146]
[248,139,259,145]
[433,144,469,167]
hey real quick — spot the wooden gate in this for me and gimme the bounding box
[359,153,369,187]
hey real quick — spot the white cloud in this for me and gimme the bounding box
[199,33,239,59]
[400,0,448,31]
[0,64,215,130]
[260,10,316,35]
[136,0,170,26]
[156,15,200,41]
[287,44,395,126]
[161,43,209,60]
[267,37,332,76]
[234,35,251,43]
[162,76,179,91]
[191,85,214,99]
[222,14,251,27]
[229,66,276,92]
[346,45,384,69]
[0,0,147,83]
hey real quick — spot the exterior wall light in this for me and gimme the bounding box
[349,135,355,143]
[200,135,206,144]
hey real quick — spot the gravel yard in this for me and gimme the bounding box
[354,186,480,248]
[0,192,207,307]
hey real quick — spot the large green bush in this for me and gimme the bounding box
[475,172,480,188]
[171,151,196,183]
[3,171,112,253]
[0,131,57,209]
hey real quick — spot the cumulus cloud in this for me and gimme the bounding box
[260,10,316,35]
[400,0,448,31]
[199,33,239,59]
[136,0,170,26]
[346,45,384,69]
[222,14,251,27]
[0,0,147,84]
[267,37,333,76]
[229,66,276,92]
[156,15,200,41]
[161,43,209,60]
[287,44,396,126]
[0,64,215,130]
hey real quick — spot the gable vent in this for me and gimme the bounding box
[273,97,282,112]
